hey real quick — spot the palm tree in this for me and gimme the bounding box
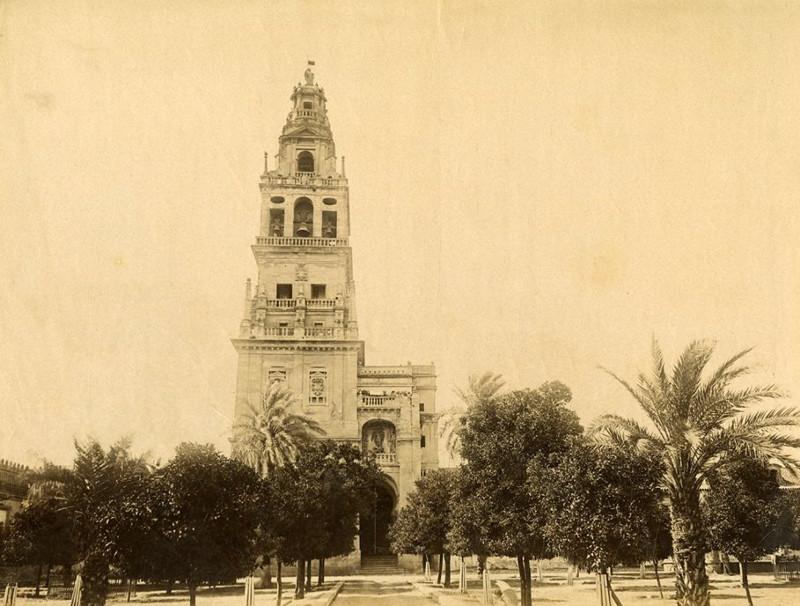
[438,372,505,462]
[231,380,324,593]
[231,380,325,477]
[592,339,800,606]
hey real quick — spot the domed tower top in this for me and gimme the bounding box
[271,63,340,178]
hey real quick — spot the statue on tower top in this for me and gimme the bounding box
[304,61,315,85]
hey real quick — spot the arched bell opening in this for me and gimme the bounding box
[293,198,314,237]
[297,151,315,173]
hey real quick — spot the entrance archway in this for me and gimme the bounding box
[359,481,395,556]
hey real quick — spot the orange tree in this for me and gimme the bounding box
[451,381,582,606]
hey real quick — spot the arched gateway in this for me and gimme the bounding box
[359,479,396,557]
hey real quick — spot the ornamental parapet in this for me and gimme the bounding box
[255,236,349,247]
[260,174,347,188]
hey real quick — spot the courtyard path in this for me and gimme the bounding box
[332,578,438,606]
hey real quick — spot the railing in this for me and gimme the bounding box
[304,327,336,339]
[359,394,400,407]
[264,326,295,337]
[259,326,342,340]
[373,453,397,465]
[307,299,337,309]
[294,109,319,120]
[262,174,347,188]
[266,299,296,309]
[255,236,348,247]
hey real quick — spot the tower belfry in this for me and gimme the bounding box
[232,66,437,570]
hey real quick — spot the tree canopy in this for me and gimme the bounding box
[593,339,800,606]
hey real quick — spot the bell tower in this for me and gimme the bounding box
[232,64,362,434]
[232,67,438,570]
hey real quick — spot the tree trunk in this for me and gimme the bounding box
[63,563,73,588]
[437,553,443,584]
[263,556,273,589]
[670,497,711,606]
[740,560,753,606]
[126,579,135,602]
[35,562,43,598]
[295,560,304,599]
[444,552,451,589]
[317,558,325,586]
[276,560,282,606]
[81,551,110,606]
[45,564,52,598]
[188,582,197,606]
[166,579,174,596]
[523,556,532,606]
[653,559,664,599]
[478,554,486,576]
[305,559,312,593]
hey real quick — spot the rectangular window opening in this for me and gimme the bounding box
[322,211,337,238]
[421,435,426,448]
[311,284,326,299]
[276,283,293,299]
[419,403,425,412]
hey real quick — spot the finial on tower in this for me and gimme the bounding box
[304,60,315,85]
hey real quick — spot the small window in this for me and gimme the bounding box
[311,284,326,299]
[270,196,285,204]
[303,101,312,110]
[322,198,337,206]
[276,284,293,299]
[421,435,426,448]
[314,322,324,327]
[278,322,289,327]
[419,403,425,412]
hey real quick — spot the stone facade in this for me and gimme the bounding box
[231,66,438,569]
[0,459,28,525]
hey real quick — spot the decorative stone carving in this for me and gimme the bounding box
[296,263,308,281]
[362,421,396,455]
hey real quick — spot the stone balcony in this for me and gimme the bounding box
[372,452,397,465]
[260,173,347,188]
[264,298,338,310]
[255,236,349,247]
[359,393,402,408]
[261,326,343,340]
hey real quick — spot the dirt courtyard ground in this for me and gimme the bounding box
[10,570,800,606]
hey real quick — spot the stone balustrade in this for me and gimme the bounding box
[262,174,347,188]
[255,236,349,247]
[307,299,337,309]
[266,299,296,309]
[372,453,397,465]
[359,394,400,407]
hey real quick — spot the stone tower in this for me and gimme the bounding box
[232,65,438,569]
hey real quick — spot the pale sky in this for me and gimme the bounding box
[2,1,799,467]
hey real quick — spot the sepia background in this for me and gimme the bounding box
[1,0,799,467]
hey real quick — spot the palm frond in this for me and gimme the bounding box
[671,340,715,421]
[589,414,662,452]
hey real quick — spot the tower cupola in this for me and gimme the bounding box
[273,64,339,178]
